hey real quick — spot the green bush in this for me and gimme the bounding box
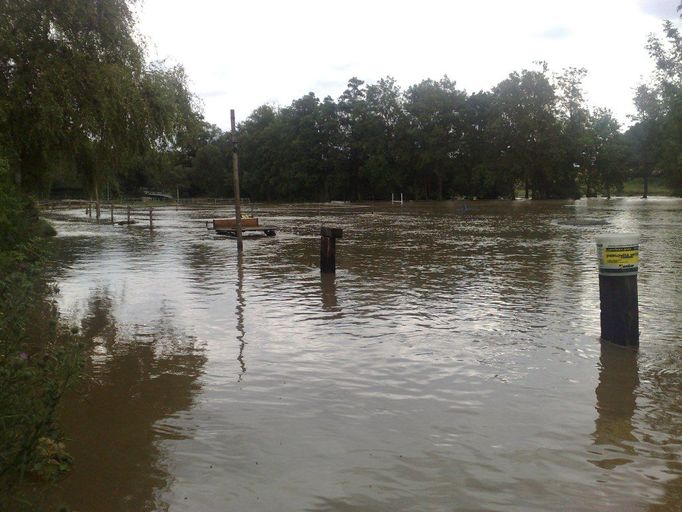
[0,163,82,506]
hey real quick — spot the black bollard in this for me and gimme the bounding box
[320,227,343,273]
[596,234,639,347]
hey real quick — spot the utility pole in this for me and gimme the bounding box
[231,109,243,253]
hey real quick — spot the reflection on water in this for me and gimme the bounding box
[237,253,246,381]
[641,347,682,512]
[39,198,682,511]
[42,287,206,511]
[592,343,639,469]
[320,273,339,312]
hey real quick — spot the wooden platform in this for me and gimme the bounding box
[208,217,277,237]
[215,226,277,237]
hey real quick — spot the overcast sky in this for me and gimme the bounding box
[139,0,680,130]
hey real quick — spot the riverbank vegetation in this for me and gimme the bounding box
[0,163,82,508]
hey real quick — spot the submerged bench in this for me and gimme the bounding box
[207,217,277,237]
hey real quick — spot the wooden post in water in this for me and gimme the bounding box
[230,109,243,253]
[149,207,153,229]
[94,184,100,221]
[320,227,343,273]
[597,234,640,347]
[127,206,131,224]
[176,185,180,210]
[110,203,114,224]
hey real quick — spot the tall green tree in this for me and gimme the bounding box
[282,93,330,200]
[337,77,370,200]
[188,129,231,197]
[556,67,594,195]
[492,64,567,199]
[462,91,508,198]
[239,105,282,201]
[635,2,682,193]
[360,77,405,199]
[403,76,468,199]
[0,0,202,205]
[590,108,628,197]
[630,84,666,197]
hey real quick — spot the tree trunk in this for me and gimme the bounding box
[95,182,101,219]
[642,174,649,199]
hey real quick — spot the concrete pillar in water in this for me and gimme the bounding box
[320,227,343,273]
[596,234,640,347]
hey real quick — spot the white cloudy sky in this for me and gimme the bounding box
[138,0,680,130]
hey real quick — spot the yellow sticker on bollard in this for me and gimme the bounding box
[596,233,640,276]
[603,247,639,266]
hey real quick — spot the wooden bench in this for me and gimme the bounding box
[208,217,277,237]
[213,218,260,229]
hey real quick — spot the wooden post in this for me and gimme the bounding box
[176,185,180,210]
[597,234,639,347]
[127,206,131,224]
[320,227,343,273]
[231,109,243,253]
[110,202,114,224]
[95,183,100,220]
[149,207,153,229]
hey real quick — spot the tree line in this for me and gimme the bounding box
[235,68,628,201]
[1,0,681,203]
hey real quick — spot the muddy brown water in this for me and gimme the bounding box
[36,198,682,511]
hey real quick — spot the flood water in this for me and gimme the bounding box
[38,198,682,511]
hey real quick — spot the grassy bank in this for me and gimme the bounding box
[621,177,677,197]
[0,167,82,509]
